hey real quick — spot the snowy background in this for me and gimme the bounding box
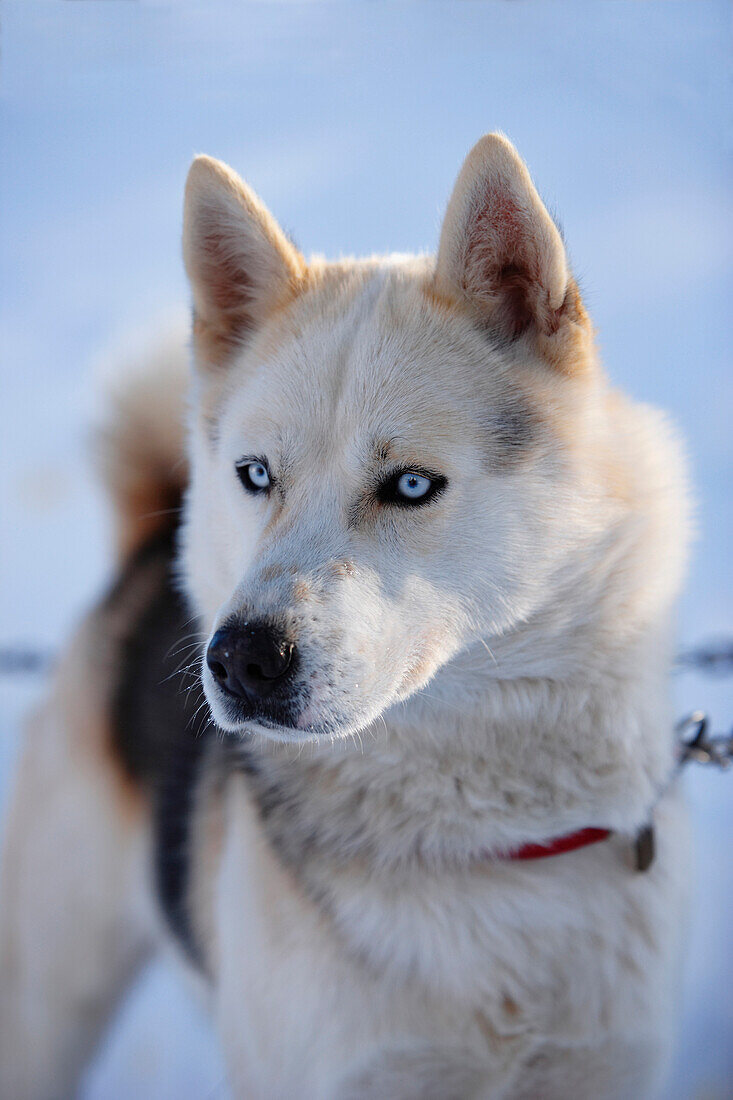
[1,2,731,1097]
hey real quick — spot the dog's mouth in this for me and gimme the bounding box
[237,714,313,742]
[202,666,387,744]
[203,668,336,742]
[207,680,299,731]
[218,709,338,744]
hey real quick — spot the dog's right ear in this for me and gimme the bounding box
[183,156,305,366]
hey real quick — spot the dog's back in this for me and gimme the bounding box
[0,335,211,1097]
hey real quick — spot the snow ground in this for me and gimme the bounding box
[1,2,731,1096]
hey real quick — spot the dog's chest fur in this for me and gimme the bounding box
[208,749,689,1097]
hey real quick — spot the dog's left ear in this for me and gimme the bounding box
[435,134,586,355]
[183,155,305,366]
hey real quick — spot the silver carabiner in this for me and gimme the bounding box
[677,712,733,770]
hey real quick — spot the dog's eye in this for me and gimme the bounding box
[236,459,271,494]
[378,468,446,507]
[397,472,432,500]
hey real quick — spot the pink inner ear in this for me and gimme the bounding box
[197,218,255,322]
[463,182,543,339]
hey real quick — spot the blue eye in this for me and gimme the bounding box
[396,472,432,500]
[236,459,271,493]
[378,467,447,507]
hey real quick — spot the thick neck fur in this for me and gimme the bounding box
[229,581,678,879]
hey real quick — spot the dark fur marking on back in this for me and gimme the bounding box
[107,528,213,964]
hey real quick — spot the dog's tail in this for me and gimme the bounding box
[93,324,190,562]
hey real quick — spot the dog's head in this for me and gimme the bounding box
[181,134,609,741]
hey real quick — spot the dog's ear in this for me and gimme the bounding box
[435,134,578,348]
[183,156,305,365]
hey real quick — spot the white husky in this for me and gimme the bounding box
[0,134,690,1099]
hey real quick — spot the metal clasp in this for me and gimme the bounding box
[677,712,733,770]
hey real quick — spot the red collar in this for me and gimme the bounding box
[501,826,612,862]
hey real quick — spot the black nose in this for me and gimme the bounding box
[206,623,295,702]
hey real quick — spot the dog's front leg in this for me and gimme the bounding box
[0,629,155,1100]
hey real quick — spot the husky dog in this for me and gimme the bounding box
[0,135,691,1099]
